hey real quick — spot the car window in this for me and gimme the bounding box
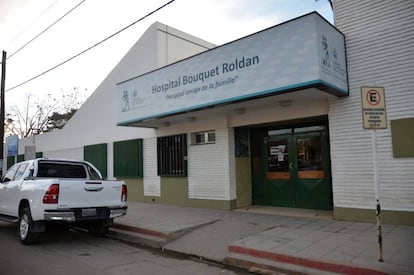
[86,164,102,180]
[14,164,28,180]
[37,162,87,178]
[2,164,19,182]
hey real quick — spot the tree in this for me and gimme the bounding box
[46,108,77,131]
[5,87,87,138]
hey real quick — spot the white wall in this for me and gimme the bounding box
[43,147,83,160]
[143,137,160,196]
[187,128,236,201]
[330,0,414,211]
[157,24,215,66]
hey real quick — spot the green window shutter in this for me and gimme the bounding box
[17,154,24,162]
[7,156,15,169]
[84,143,108,178]
[113,139,143,178]
[36,152,43,158]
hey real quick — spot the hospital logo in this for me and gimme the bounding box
[131,89,145,108]
[122,90,130,112]
[320,34,346,82]
[321,35,330,67]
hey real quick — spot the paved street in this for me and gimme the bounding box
[0,221,247,275]
[2,202,413,275]
[111,202,414,275]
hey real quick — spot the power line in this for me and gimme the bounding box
[7,0,87,60]
[5,0,59,51]
[6,0,176,92]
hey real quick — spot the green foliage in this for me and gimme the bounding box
[46,108,77,132]
[5,87,87,138]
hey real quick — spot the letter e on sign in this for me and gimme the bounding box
[361,87,387,129]
[367,90,380,105]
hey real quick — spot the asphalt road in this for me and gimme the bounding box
[0,221,247,275]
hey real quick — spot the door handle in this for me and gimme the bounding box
[289,162,294,170]
[84,186,103,192]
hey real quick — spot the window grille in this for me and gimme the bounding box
[157,134,187,176]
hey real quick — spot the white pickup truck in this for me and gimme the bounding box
[0,158,127,244]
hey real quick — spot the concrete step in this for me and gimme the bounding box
[224,252,340,275]
[107,227,168,248]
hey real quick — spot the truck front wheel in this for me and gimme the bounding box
[18,207,39,245]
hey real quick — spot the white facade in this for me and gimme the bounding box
[329,0,414,212]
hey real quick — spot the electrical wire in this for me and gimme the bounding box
[6,0,176,92]
[7,0,87,60]
[5,0,59,52]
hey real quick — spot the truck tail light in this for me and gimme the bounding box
[121,184,127,202]
[43,184,59,204]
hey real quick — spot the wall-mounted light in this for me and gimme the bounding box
[233,107,245,115]
[278,100,292,107]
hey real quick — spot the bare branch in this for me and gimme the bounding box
[5,87,87,138]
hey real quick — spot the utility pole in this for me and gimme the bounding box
[1,51,6,174]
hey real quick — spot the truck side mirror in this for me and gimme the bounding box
[24,168,35,180]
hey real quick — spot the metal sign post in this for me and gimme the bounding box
[371,128,383,262]
[1,51,6,172]
[361,86,387,262]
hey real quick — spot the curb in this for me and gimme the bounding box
[111,219,220,242]
[228,245,389,275]
[108,219,221,250]
[112,223,171,239]
[108,226,168,248]
[108,223,390,275]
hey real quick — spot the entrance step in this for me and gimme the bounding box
[235,206,333,220]
[224,252,339,275]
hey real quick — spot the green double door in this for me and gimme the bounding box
[251,126,333,210]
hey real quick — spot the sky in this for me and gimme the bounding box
[0,0,333,111]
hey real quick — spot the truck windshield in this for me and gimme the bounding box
[37,162,87,178]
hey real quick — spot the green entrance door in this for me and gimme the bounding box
[251,126,333,210]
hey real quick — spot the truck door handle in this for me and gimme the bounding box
[84,186,103,192]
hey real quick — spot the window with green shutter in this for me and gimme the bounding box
[17,154,24,162]
[84,143,108,178]
[113,139,143,178]
[7,156,15,169]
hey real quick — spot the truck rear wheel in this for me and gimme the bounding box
[18,207,39,245]
[89,221,109,237]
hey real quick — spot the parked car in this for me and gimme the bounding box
[0,158,127,244]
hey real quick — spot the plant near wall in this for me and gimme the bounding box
[5,87,87,138]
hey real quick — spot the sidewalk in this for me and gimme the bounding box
[108,202,414,275]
